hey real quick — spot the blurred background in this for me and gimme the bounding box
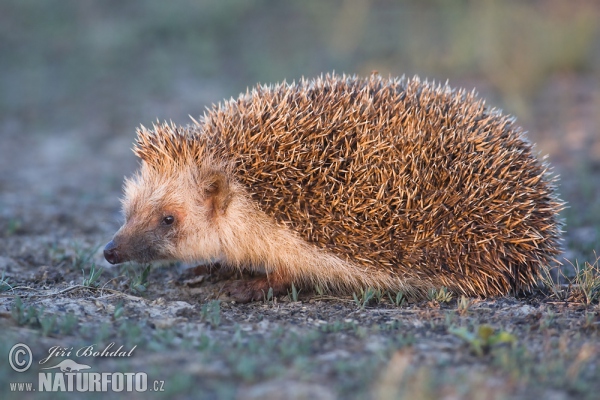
[1,0,599,260]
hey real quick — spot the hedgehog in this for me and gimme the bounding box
[103,74,563,302]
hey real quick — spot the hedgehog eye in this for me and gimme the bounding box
[161,215,175,226]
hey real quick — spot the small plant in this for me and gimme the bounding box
[457,295,472,315]
[539,309,556,331]
[320,320,359,333]
[539,264,567,300]
[117,320,143,347]
[40,314,57,336]
[388,290,407,307]
[541,254,600,305]
[288,283,300,302]
[11,296,39,327]
[59,312,78,335]
[130,264,151,294]
[0,271,13,292]
[450,325,516,357]
[582,312,597,330]
[119,263,152,294]
[570,256,600,305]
[82,263,103,288]
[314,284,324,296]
[113,302,125,319]
[10,297,78,336]
[6,218,22,236]
[353,287,376,309]
[427,288,437,303]
[232,324,243,347]
[373,288,384,304]
[427,286,453,304]
[198,333,211,351]
[201,300,221,328]
[263,287,274,303]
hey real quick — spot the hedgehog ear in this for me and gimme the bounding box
[206,171,232,215]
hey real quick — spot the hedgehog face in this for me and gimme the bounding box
[103,164,230,265]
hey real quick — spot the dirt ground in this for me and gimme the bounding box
[1,74,600,400]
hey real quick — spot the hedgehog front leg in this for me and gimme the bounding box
[221,276,291,303]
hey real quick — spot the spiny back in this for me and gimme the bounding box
[197,74,563,296]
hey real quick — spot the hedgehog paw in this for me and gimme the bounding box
[222,278,289,303]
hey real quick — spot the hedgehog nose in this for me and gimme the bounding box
[103,241,121,264]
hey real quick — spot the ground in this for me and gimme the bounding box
[0,74,599,400]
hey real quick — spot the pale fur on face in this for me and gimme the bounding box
[117,161,225,264]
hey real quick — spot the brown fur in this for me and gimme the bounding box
[104,74,564,302]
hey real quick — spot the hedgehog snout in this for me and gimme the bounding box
[103,240,122,264]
